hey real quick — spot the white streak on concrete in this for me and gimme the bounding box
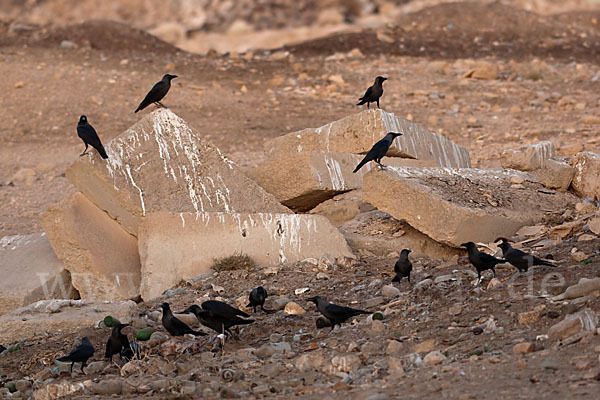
[125,164,145,216]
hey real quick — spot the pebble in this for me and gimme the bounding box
[414,339,436,353]
[448,305,462,316]
[371,319,385,332]
[316,272,329,280]
[424,350,445,366]
[147,331,169,347]
[387,357,405,375]
[518,311,541,325]
[272,298,291,310]
[361,341,382,357]
[255,342,291,358]
[92,380,123,395]
[284,302,305,315]
[14,380,31,392]
[60,40,77,48]
[386,340,404,355]
[364,297,384,308]
[328,355,361,373]
[220,387,241,398]
[296,351,324,371]
[512,342,533,354]
[381,285,401,300]
[85,361,107,374]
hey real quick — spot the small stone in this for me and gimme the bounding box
[296,351,324,371]
[147,331,169,347]
[14,81,25,88]
[381,285,401,300]
[423,350,445,366]
[575,360,592,371]
[518,311,541,325]
[86,361,107,374]
[327,355,361,373]
[316,272,329,280]
[284,302,305,315]
[14,381,31,392]
[11,168,36,185]
[541,359,561,370]
[512,342,533,354]
[510,177,524,184]
[415,279,434,290]
[377,32,394,43]
[272,298,291,311]
[92,380,123,395]
[488,356,501,364]
[328,75,345,86]
[487,278,502,289]
[578,234,596,241]
[360,341,382,357]
[347,48,364,58]
[449,305,462,316]
[414,339,436,353]
[364,297,384,308]
[371,319,385,332]
[516,225,544,237]
[386,340,404,356]
[548,308,598,341]
[255,342,291,358]
[60,40,77,48]
[387,357,405,375]
[571,250,588,262]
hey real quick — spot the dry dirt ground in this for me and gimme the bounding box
[1,1,600,398]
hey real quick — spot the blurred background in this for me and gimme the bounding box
[2,0,600,53]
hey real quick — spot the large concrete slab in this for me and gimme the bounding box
[500,141,555,171]
[66,108,289,236]
[263,109,471,168]
[309,190,376,227]
[363,167,577,247]
[249,152,436,212]
[570,151,600,199]
[138,212,354,300]
[0,300,136,344]
[0,233,78,316]
[339,211,461,259]
[41,193,141,301]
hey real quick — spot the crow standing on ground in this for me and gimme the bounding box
[357,76,387,109]
[56,337,95,373]
[495,238,555,272]
[392,249,413,284]
[248,286,268,313]
[461,241,505,284]
[105,323,133,362]
[134,74,178,113]
[307,296,370,331]
[183,301,254,335]
[77,115,108,159]
[160,302,205,337]
[353,132,402,173]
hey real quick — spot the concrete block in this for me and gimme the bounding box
[138,212,354,299]
[363,167,577,247]
[0,299,136,344]
[339,210,461,259]
[0,233,78,316]
[570,151,600,199]
[66,108,289,236]
[41,193,141,300]
[309,190,375,227]
[264,109,470,168]
[249,152,435,211]
[533,159,575,192]
[500,141,555,171]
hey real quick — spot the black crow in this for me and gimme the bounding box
[461,242,505,284]
[357,76,387,109]
[56,337,95,373]
[495,238,555,272]
[353,132,402,173]
[183,301,254,335]
[105,323,132,362]
[77,115,108,159]
[307,296,369,331]
[135,74,178,113]
[160,302,205,337]
[392,249,412,284]
[248,286,268,313]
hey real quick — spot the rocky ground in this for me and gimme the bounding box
[1,1,600,399]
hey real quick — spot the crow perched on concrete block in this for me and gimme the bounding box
[353,132,402,173]
[135,74,177,113]
[357,76,387,109]
[77,115,108,159]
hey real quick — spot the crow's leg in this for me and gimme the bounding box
[80,143,89,156]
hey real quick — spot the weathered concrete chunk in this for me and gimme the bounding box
[309,190,375,227]
[570,151,600,199]
[0,299,136,343]
[339,210,461,259]
[500,141,555,171]
[249,152,435,212]
[264,109,471,168]
[66,108,289,236]
[363,167,576,247]
[0,233,78,316]
[41,193,141,301]
[138,212,354,300]
[548,308,598,341]
[533,159,575,192]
